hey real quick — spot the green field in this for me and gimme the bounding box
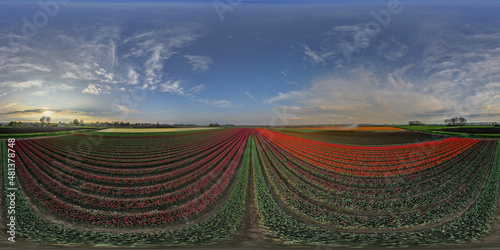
[0,128,98,139]
[394,125,500,138]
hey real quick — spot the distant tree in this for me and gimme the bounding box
[73,119,79,126]
[445,117,467,126]
[40,116,46,126]
[458,117,467,126]
[209,123,220,127]
[409,121,424,125]
[46,116,51,125]
[79,119,84,126]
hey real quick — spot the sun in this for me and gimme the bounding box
[44,111,53,116]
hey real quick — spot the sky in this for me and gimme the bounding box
[0,0,499,125]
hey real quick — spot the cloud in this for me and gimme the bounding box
[376,36,408,61]
[82,84,110,95]
[55,84,75,91]
[199,99,242,108]
[156,110,171,113]
[303,45,325,64]
[265,68,454,123]
[127,67,139,85]
[281,70,289,77]
[1,22,203,101]
[0,63,51,73]
[265,91,304,105]
[189,84,205,94]
[245,92,256,101]
[0,109,50,116]
[183,55,213,72]
[1,103,17,109]
[12,80,43,88]
[159,80,185,95]
[113,104,140,114]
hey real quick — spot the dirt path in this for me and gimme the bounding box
[222,142,286,248]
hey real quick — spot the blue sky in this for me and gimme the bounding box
[0,0,499,125]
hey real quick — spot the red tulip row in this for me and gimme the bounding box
[16,132,242,210]
[256,129,476,177]
[34,128,237,160]
[15,128,250,226]
[253,131,489,198]
[28,129,243,168]
[23,129,245,175]
[257,130,481,182]
[256,128,476,159]
[254,129,497,229]
[57,128,228,150]
[270,131,476,166]
[254,130,493,213]
[16,129,247,195]
[78,132,248,196]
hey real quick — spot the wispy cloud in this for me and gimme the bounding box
[0,109,51,116]
[303,45,326,64]
[245,92,256,101]
[199,99,242,108]
[114,104,140,114]
[1,103,17,109]
[189,84,205,94]
[12,80,43,89]
[159,80,185,95]
[183,55,213,72]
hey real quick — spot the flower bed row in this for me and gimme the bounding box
[254,130,496,229]
[15,128,250,226]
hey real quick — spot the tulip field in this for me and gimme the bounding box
[1,127,499,247]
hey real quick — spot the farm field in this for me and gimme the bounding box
[270,128,446,145]
[1,128,499,248]
[97,127,220,133]
[396,125,500,139]
[0,127,95,134]
[305,126,406,131]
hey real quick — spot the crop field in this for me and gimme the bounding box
[304,126,406,131]
[97,127,219,133]
[1,128,499,248]
[270,128,446,146]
